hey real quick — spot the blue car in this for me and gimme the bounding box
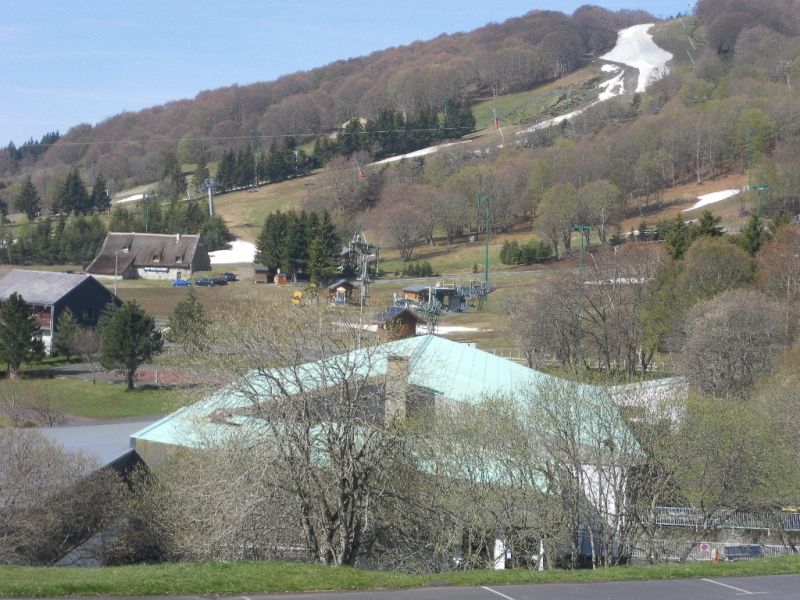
[194,277,215,287]
[172,279,191,287]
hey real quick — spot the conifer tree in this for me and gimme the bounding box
[0,293,44,379]
[193,154,210,192]
[58,169,91,215]
[16,176,41,220]
[99,302,163,391]
[90,173,110,213]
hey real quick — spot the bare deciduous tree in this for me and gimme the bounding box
[676,289,793,398]
[0,429,124,565]
[153,296,412,567]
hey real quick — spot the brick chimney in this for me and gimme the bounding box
[385,355,410,425]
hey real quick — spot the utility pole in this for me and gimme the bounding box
[203,178,215,217]
[478,196,494,302]
[572,225,592,275]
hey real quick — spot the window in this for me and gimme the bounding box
[82,307,93,320]
[152,254,160,262]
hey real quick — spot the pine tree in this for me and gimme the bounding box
[193,154,210,192]
[665,214,692,260]
[52,307,78,357]
[58,169,91,215]
[99,302,163,391]
[283,211,308,276]
[0,292,45,379]
[15,176,41,220]
[160,150,187,200]
[255,211,289,270]
[307,234,334,286]
[216,150,237,191]
[90,173,111,213]
[697,210,723,237]
[737,212,771,256]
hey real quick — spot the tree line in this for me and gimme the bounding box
[255,209,340,284]
[0,6,649,190]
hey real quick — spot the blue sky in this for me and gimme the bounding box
[2,1,692,146]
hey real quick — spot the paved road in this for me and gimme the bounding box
[19,574,800,600]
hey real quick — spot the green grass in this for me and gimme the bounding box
[1,555,798,597]
[0,377,176,419]
[471,65,603,131]
[214,176,314,240]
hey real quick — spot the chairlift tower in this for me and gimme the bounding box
[202,178,216,217]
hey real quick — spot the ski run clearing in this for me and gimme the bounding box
[683,189,742,212]
[600,23,673,93]
[376,23,672,164]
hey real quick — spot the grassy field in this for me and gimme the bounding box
[214,176,316,241]
[0,377,177,419]
[1,555,798,597]
[471,64,606,132]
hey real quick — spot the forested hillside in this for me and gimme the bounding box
[0,6,650,192]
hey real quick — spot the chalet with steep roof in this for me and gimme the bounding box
[86,233,210,281]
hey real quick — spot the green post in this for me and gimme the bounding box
[478,196,494,303]
[572,225,591,275]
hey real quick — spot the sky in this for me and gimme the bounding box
[1,1,693,146]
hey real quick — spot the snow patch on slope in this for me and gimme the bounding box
[600,23,673,93]
[209,239,257,264]
[682,189,741,212]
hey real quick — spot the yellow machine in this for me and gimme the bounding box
[291,290,304,305]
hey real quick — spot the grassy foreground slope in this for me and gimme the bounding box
[2,556,799,597]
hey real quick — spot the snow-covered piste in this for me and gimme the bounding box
[209,239,257,264]
[376,22,673,162]
[601,23,673,93]
[519,23,672,135]
[683,189,741,212]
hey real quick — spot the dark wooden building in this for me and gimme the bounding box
[374,307,421,341]
[327,279,356,305]
[0,269,121,354]
[401,284,465,312]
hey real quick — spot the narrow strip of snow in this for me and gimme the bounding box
[682,189,741,212]
[600,23,673,93]
[377,23,671,159]
[209,239,257,264]
[598,70,625,101]
[114,193,144,205]
[372,140,462,165]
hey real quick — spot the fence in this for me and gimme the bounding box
[631,539,797,562]
[653,506,800,532]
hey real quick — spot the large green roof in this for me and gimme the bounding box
[131,335,670,450]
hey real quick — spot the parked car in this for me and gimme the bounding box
[722,545,764,561]
[211,276,228,286]
[221,271,238,282]
[172,279,191,287]
[194,277,215,287]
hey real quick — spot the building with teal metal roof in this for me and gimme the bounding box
[131,335,674,466]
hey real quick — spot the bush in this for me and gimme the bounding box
[500,239,553,265]
[401,261,435,277]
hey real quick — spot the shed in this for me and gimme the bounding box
[401,284,465,312]
[254,264,271,284]
[327,279,356,305]
[374,307,421,341]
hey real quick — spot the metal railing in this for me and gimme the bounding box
[652,506,800,532]
[631,539,797,562]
